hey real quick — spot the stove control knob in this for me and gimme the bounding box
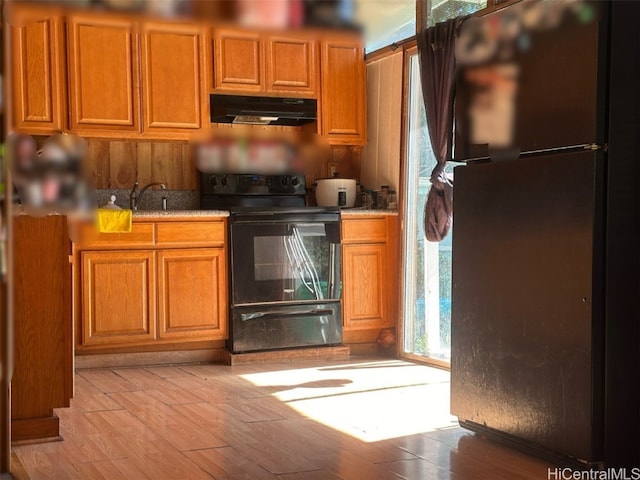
[221,176,228,186]
[281,177,288,185]
[291,177,299,186]
[209,177,218,186]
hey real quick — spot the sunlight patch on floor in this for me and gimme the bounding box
[240,359,458,442]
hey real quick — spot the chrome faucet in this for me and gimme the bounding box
[129,181,166,210]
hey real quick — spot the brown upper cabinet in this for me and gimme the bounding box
[9,12,66,134]
[140,22,208,137]
[212,28,263,93]
[320,35,367,145]
[213,27,318,98]
[67,14,141,135]
[8,8,365,146]
[265,33,318,96]
[66,15,207,139]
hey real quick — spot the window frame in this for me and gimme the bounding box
[397,44,452,370]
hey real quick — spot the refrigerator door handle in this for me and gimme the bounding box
[584,143,605,151]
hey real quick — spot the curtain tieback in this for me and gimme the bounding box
[429,163,453,190]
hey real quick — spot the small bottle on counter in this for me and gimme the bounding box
[388,190,397,210]
[379,185,389,210]
[361,189,373,209]
[162,196,168,211]
[102,195,122,210]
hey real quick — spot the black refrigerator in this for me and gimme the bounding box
[450,1,640,468]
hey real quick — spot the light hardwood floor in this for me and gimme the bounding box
[12,358,552,479]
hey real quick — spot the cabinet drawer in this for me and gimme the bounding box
[156,221,225,246]
[342,218,386,244]
[80,222,155,248]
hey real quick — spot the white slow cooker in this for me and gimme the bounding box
[314,178,357,207]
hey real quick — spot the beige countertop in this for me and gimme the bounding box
[14,205,396,219]
[340,208,398,216]
[132,209,229,218]
[134,208,396,218]
[12,207,230,219]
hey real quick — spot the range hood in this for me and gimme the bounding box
[210,94,317,126]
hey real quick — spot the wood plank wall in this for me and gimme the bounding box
[70,130,361,191]
[361,50,404,192]
[84,140,196,190]
[328,145,361,182]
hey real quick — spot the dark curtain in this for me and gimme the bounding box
[416,10,463,242]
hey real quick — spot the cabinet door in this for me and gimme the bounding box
[67,15,140,134]
[265,33,317,97]
[141,22,206,136]
[213,28,263,92]
[342,243,389,329]
[81,250,156,347]
[157,248,228,341]
[10,14,66,134]
[320,38,366,145]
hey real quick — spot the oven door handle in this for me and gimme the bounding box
[240,308,335,322]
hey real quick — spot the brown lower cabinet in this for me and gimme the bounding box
[12,215,72,443]
[157,248,227,341]
[341,214,399,337]
[81,250,157,347]
[342,243,387,329]
[75,218,228,353]
[76,215,397,352]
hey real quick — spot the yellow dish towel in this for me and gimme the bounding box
[97,209,133,233]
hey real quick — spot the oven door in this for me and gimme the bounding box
[230,215,341,305]
[230,302,342,353]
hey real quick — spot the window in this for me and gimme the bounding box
[359,1,415,54]
[401,50,456,365]
[426,0,488,27]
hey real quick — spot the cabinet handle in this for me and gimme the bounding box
[240,308,335,321]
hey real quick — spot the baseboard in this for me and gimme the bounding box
[11,416,60,444]
[225,345,351,365]
[75,348,228,369]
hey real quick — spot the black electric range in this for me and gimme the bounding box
[199,173,343,353]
